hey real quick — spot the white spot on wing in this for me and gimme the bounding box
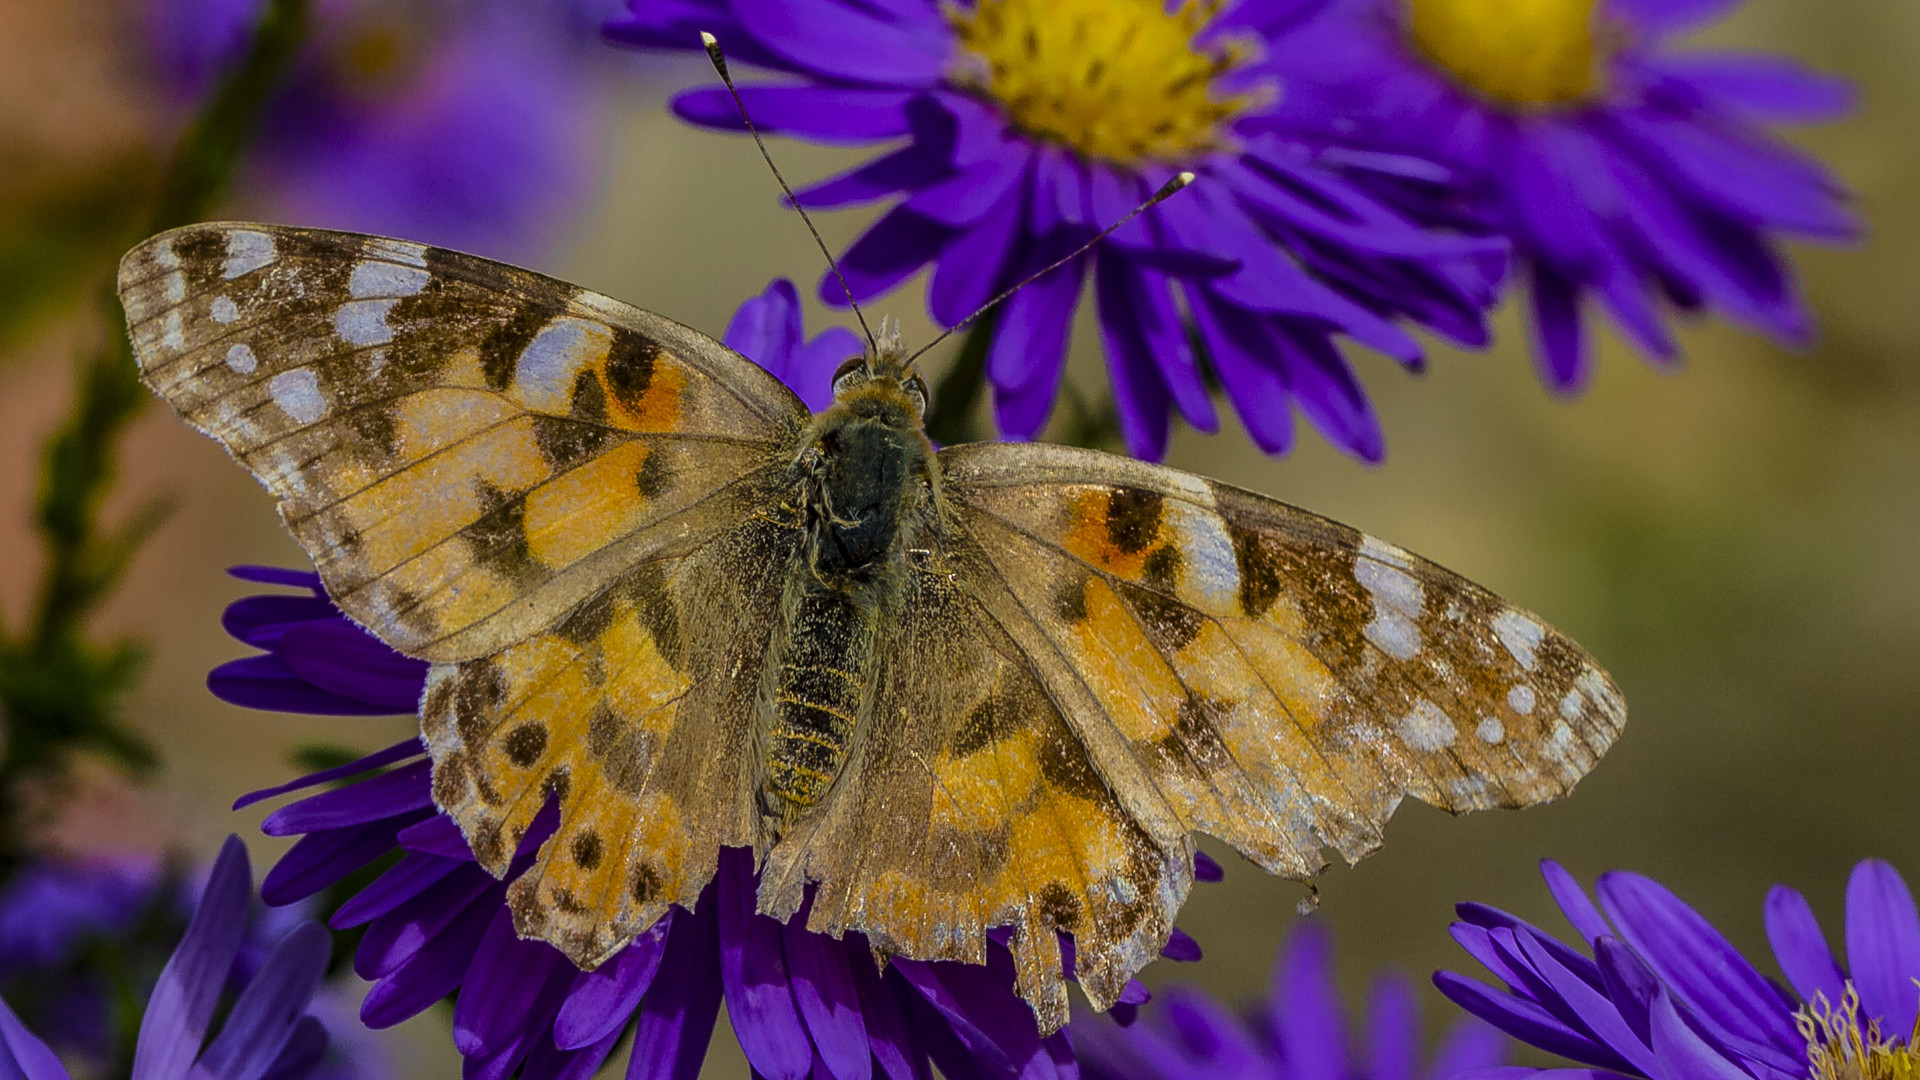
[335,299,399,347]
[349,260,430,299]
[1507,684,1536,715]
[210,296,239,324]
[161,309,184,352]
[153,239,180,270]
[1396,699,1455,752]
[225,343,257,373]
[223,230,276,279]
[1476,717,1505,744]
[1560,689,1583,720]
[1358,551,1424,661]
[1545,720,1576,762]
[268,369,326,425]
[1168,502,1238,612]
[1493,610,1545,671]
[515,317,610,413]
[164,273,185,304]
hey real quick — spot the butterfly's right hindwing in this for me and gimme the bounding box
[119,223,807,662]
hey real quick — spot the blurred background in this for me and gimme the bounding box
[1,0,1916,1076]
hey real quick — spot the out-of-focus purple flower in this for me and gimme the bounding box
[0,856,162,1061]
[1266,0,1856,391]
[607,0,1509,463]
[212,280,1216,1080]
[144,0,608,261]
[1435,858,1920,1080]
[1077,919,1506,1080]
[0,836,337,1080]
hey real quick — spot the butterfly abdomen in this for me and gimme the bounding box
[761,584,877,825]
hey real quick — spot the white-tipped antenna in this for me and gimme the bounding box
[901,171,1196,369]
[701,32,877,352]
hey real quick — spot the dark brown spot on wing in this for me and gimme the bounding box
[1037,881,1083,931]
[503,722,548,767]
[1105,489,1165,555]
[634,449,674,500]
[603,327,659,411]
[1228,521,1282,617]
[464,479,545,586]
[570,830,603,871]
[531,414,620,472]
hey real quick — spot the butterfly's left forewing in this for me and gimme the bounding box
[119,223,807,662]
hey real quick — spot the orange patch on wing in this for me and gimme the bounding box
[602,609,689,731]
[932,731,1041,834]
[602,353,688,433]
[524,442,654,568]
[1060,490,1158,577]
[1070,579,1186,742]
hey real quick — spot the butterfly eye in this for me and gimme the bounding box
[904,372,930,418]
[831,357,869,397]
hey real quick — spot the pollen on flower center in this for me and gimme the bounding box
[1799,984,1920,1080]
[948,0,1255,165]
[1407,0,1610,108]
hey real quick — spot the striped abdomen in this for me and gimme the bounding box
[762,585,875,822]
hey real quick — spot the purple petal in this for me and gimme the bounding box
[1527,261,1590,394]
[672,86,916,142]
[1,995,75,1080]
[209,655,402,717]
[1845,860,1920,1039]
[892,959,1027,1076]
[1370,971,1419,1080]
[726,0,950,86]
[1595,871,1801,1056]
[1426,1016,1511,1080]
[1193,852,1223,883]
[834,205,954,304]
[1591,936,1658,1053]
[220,594,333,648]
[354,869,499,980]
[796,143,955,211]
[854,951,931,1080]
[261,760,434,836]
[1187,288,1295,455]
[233,740,422,811]
[928,175,1028,327]
[784,911,871,1080]
[1542,862,1612,946]
[1617,110,1855,240]
[1271,921,1346,1080]
[724,278,804,374]
[1646,989,1750,1080]
[1431,973,1630,1073]
[279,621,427,711]
[1093,251,1174,462]
[256,1016,328,1080]
[1763,885,1844,1008]
[555,916,671,1050]
[1513,929,1658,1075]
[359,895,495,1028]
[1277,324,1384,464]
[717,849,812,1080]
[1162,928,1202,963]
[398,815,475,860]
[908,147,1032,230]
[1654,53,1856,123]
[330,851,463,930]
[522,1024,623,1080]
[1611,0,1742,35]
[193,921,331,1080]
[986,240,1085,438]
[133,836,252,1080]
[455,906,574,1057]
[628,890,724,1080]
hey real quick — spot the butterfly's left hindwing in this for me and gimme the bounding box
[119,223,807,662]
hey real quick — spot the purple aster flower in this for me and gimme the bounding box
[0,836,337,1080]
[1435,858,1920,1080]
[145,0,607,261]
[212,279,1216,1080]
[1078,919,1507,1080]
[1264,0,1857,391]
[607,0,1510,463]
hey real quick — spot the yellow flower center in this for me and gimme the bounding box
[948,0,1256,165]
[1407,0,1610,109]
[1799,984,1920,1080]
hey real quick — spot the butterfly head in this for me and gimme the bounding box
[829,316,929,421]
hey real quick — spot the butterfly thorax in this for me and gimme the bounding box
[758,359,941,831]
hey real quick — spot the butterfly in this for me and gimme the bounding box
[119,222,1625,1033]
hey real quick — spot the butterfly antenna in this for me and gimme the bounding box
[702,32,877,353]
[901,171,1195,370]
